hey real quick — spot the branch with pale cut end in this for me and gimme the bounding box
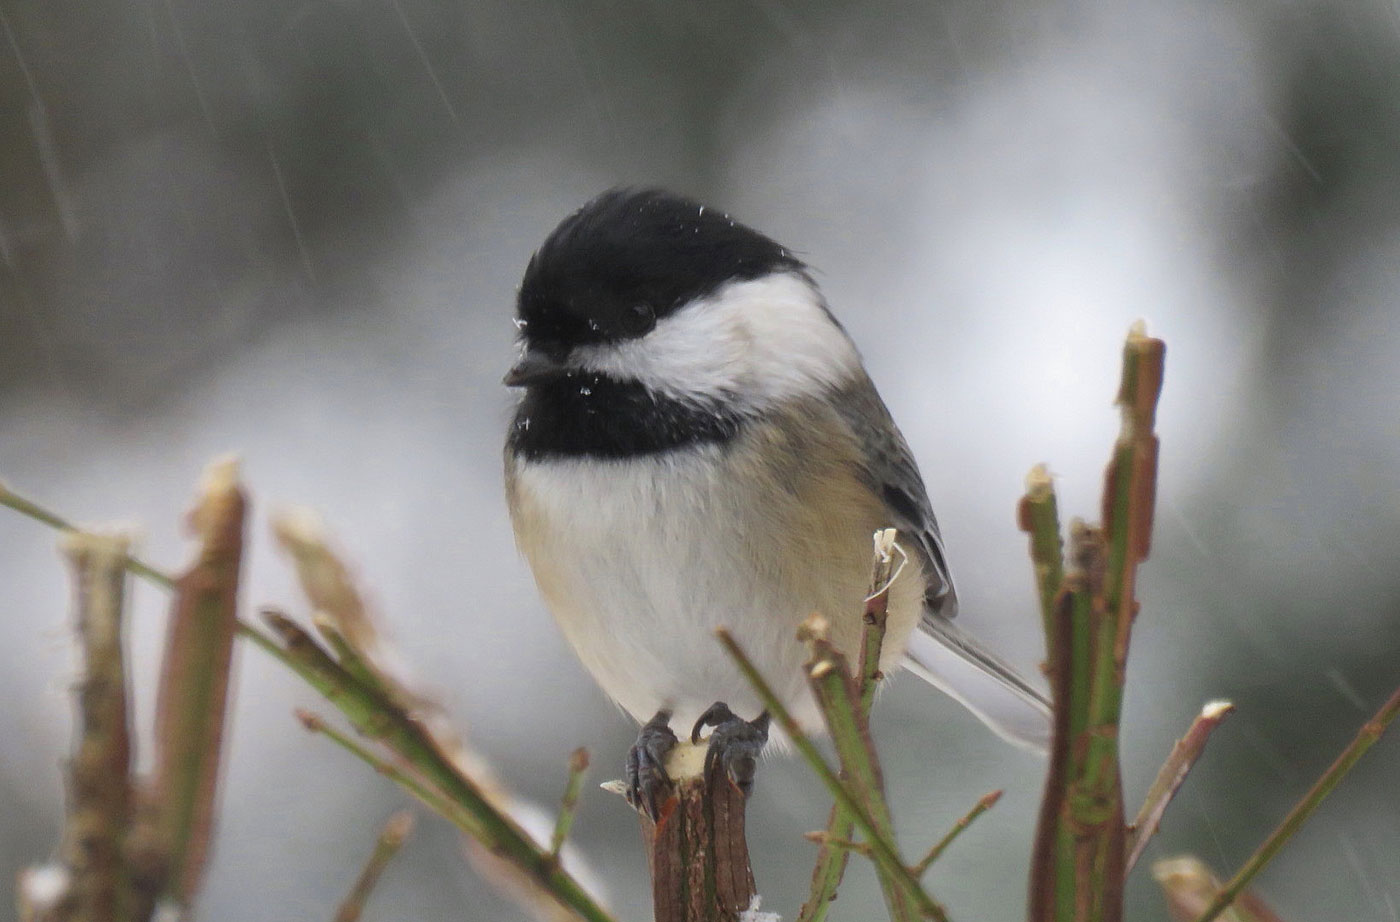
[1193,682,1400,922]
[59,531,138,922]
[266,614,615,922]
[149,457,245,908]
[334,811,415,922]
[1153,857,1285,922]
[2,479,616,922]
[1017,464,1064,655]
[273,508,385,674]
[638,740,756,922]
[0,479,338,705]
[857,528,903,713]
[798,529,905,922]
[549,749,590,862]
[912,790,1002,876]
[1125,701,1235,874]
[802,613,924,922]
[1029,325,1166,922]
[717,628,945,922]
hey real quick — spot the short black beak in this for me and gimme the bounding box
[503,349,570,387]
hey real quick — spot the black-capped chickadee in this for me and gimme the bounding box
[504,189,1049,815]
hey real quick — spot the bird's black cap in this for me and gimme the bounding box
[515,188,804,352]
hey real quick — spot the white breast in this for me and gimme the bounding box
[505,417,927,735]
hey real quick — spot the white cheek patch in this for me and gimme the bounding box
[574,272,861,409]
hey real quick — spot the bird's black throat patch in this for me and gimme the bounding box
[508,373,749,460]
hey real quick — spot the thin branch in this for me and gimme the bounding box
[638,739,757,922]
[333,811,415,922]
[1154,857,1286,922]
[716,627,947,922]
[0,480,311,683]
[1125,701,1235,873]
[151,458,245,907]
[59,532,138,922]
[803,614,923,922]
[1017,464,1065,656]
[549,748,590,861]
[912,790,1003,877]
[802,833,873,857]
[1,483,616,922]
[857,528,902,713]
[1,483,175,589]
[1193,683,1400,922]
[798,530,901,922]
[263,614,615,922]
[296,710,472,834]
[1029,324,1166,922]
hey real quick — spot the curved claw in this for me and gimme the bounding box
[691,703,771,798]
[626,709,677,820]
[690,701,739,745]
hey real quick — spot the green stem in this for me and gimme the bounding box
[912,790,1002,877]
[807,640,922,922]
[717,628,947,922]
[297,710,475,835]
[799,531,901,922]
[333,810,415,922]
[1028,327,1166,922]
[1125,701,1234,874]
[263,613,614,922]
[3,484,616,922]
[1194,684,1400,922]
[1018,465,1065,656]
[548,748,589,860]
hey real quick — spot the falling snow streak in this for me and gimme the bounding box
[0,212,13,269]
[1,6,77,240]
[0,5,38,100]
[266,144,317,284]
[160,0,218,137]
[386,0,460,124]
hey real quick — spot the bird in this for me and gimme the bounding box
[503,188,1049,816]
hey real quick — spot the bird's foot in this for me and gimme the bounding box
[690,702,771,799]
[626,709,678,820]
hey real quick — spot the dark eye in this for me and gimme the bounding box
[625,303,656,335]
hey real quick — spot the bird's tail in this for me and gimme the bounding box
[903,616,1052,753]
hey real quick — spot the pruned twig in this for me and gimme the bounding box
[296,710,472,832]
[1017,464,1065,657]
[802,612,922,922]
[798,529,903,922]
[638,740,756,922]
[1028,324,1166,922]
[0,480,313,692]
[263,611,615,922]
[717,627,947,921]
[1193,682,1400,922]
[1153,857,1285,922]
[59,532,137,922]
[911,790,1002,876]
[1125,701,1235,873]
[333,811,415,922]
[1,480,616,922]
[549,749,590,862]
[149,458,245,908]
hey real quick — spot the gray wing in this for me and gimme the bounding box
[833,373,1052,719]
[830,372,958,617]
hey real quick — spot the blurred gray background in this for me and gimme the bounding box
[2,0,1398,919]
